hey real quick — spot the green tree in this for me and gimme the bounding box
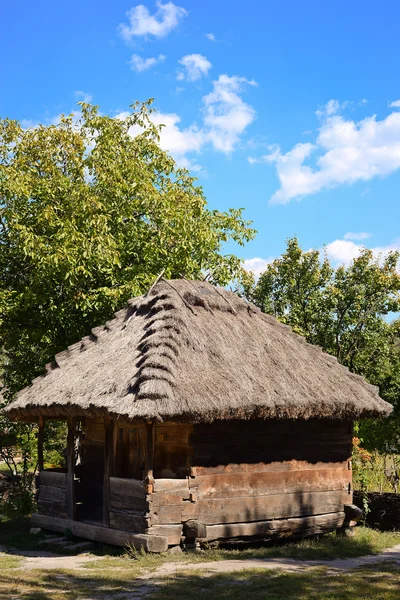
[245,237,400,453]
[0,100,255,395]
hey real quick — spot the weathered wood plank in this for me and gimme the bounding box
[38,500,67,518]
[155,423,193,445]
[110,477,146,498]
[182,491,347,525]
[190,468,351,499]
[192,419,351,436]
[146,524,183,546]
[149,493,185,507]
[103,418,114,527]
[39,471,67,488]
[149,504,183,525]
[145,422,155,483]
[205,512,346,541]
[39,485,66,504]
[109,510,148,533]
[66,417,76,521]
[31,513,168,552]
[191,446,351,467]
[190,460,350,476]
[110,491,147,512]
[37,416,45,472]
[82,418,105,444]
[152,478,190,497]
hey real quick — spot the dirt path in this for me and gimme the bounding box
[1,543,400,573]
[144,542,400,578]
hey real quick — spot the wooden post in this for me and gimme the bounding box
[112,421,119,477]
[103,418,114,527]
[144,421,155,490]
[66,416,76,521]
[37,416,45,472]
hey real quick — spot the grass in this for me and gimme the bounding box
[0,520,399,599]
[79,526,400,571]
[0,516,399,563]
[0,565,399,600]
[0,554,23,569]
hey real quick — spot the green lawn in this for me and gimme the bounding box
[1,521,400,599]
[0,564,399,600]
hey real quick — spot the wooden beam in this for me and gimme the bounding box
[37,416,45,472]
[103,418,114,527]
[112,420,119,476]
[66,417,76,521]
[204,512,346,541]
[31,513,168,552]
[144,421,155,485]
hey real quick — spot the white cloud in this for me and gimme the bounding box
[325,237,400,265]
[203,74,257,153]
[74,90,93,103]
[177,53,212,82]
[114,73,256,173]
[117,73,256,165]
[130,53,165,72]
[118,2,187,41]
[243,257,273,277]
[206,32,216,41]
[389,99,400,108]
[252,99,400,204]
[343,231,371,241]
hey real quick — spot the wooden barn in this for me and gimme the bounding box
[6,279,392,552]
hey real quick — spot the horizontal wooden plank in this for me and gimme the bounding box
[191,449,351,467]
[182,491,347,525]
[146,524,183,546]
[190,460,350,476]
[205,512,346,541]
[39,485,66,503]
[155,424,193,445]
[31,513,168,552]
[190,468,351,499]
[38,500,67,518]
[110,477,146,499]
[39,471,67,488]
[83,419,105,444]
[152,478,190,498]
[110,491,148,512]
[193,420,351,436]
[149,504,183,525]
[109,510,148,533]
[149,493,185,507]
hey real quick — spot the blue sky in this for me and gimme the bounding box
[1,0,400,274]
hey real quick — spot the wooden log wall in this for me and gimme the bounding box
[144,418,353,543]
[154,422,193,478]
[37,471,67,518]
[109,477,148,533]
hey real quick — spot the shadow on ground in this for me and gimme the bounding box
[1,564,400,600]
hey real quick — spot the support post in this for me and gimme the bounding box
[66,416,76,521]
[103,418,114,527]
[144,421,155,491]
[37,416,45,472]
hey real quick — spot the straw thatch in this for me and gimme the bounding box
[5,279,392,422]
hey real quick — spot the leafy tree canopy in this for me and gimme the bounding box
[245,237,400,453]
[0,100,255,395]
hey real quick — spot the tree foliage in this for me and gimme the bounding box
[245,237,400,453]
[0,100,255,395]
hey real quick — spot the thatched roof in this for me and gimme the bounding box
[5,279,392,422]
